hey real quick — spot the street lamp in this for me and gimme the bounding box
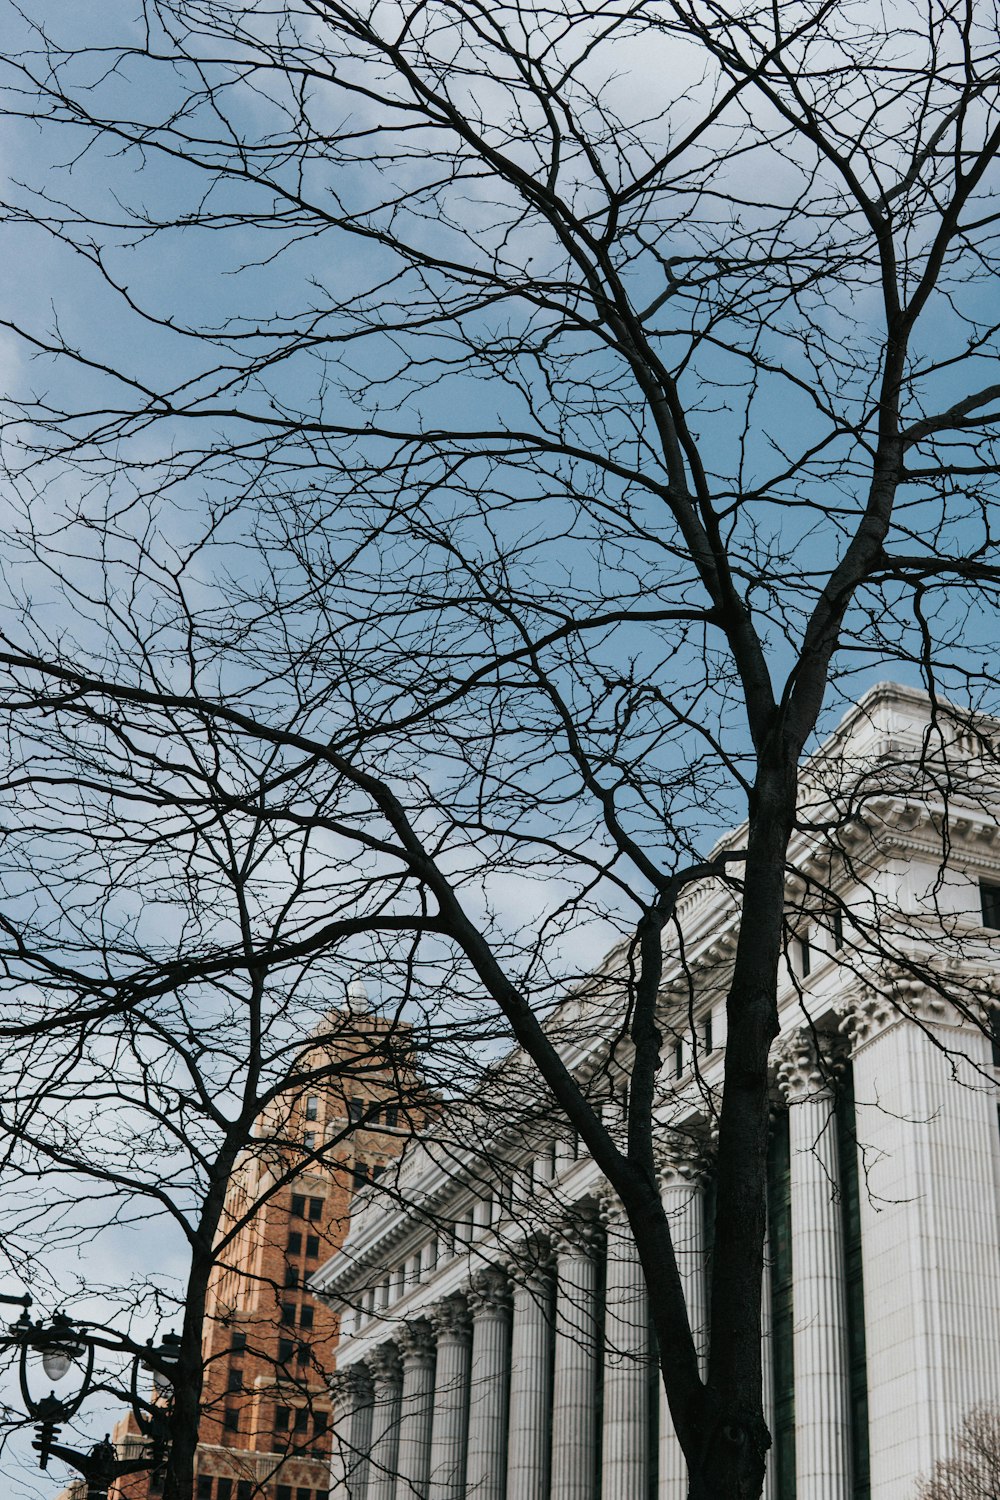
[4,1303,180,1499]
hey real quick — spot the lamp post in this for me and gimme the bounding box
[4,1304,180,1499]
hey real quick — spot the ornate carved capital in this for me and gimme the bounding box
[773,1027,840,1103]
[552,1204,603,1259]
[397,1317,435,1365]
[367,1341,402,1387]
[467,1266,511,1319]
[329,1365,373,1404]
[654,1123,715,1191]
[838,969,965,1050]
[430,1294,471,1342]
[501,1240,553,1295]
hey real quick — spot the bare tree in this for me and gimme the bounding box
[917,1407,1000,1500]
[1,1,1000,1496]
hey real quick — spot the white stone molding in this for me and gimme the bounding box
[397,1319,437,1500]
[656,1146,707,1497]
[600,1196,651,1500]
[551,1209,601,1500]
[466,1268,512,1500]
[505,1251,554,1500]
[427,1297,472,1500]
[367,1343,403,1500]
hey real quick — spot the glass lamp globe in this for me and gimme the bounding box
[40,1347,74,1382]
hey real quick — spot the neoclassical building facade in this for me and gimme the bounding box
[313,684,1000,1500]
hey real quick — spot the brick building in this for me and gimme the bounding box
[110,996,419,1500]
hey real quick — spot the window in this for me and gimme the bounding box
[348,1095,365,1122]
[281,1302,297,1326]
[223,1408,239,1433]
[303,1131,316,1151]
[309,1196,323,1221]
[197,1480,213,1500]
[298,1489,312,1500]
[294,1407,309,1431]
[287,1231,302,1256]
[314,1410,329,1435]
[300,1304,315,1331]
[305,1234,320,1258]
[278,1337,294,1364]
[352,1159,370,1192]
[237,1485,252,1500]
[230,1331,246,1354]
[832,909,844,950]
[305,1094,319,1121]
[797,934,811,977]
[700,1012,714,1055]
[275,1406,291,1431]
[372,1163,385,1181]
[216,1482,233,1500]
[673,1041,683,1079]
[227,1367,243,1393]
[285,1265,299,1288]
[981,880,1000,929]
[296,1342,310,1366]
[291,1194,306,1218]
[383,1103,398,1128]
[278,1489,292,1500]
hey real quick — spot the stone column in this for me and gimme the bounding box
[428,1296,472,1500]
[776,1028,851,1500]
[397,1319,437,1500]
[551,1210,601,1500]
[760,1228,775,1500]
[600,1196,650,1500]
[841,980,1000,1500]
[466,1266,512,1500]
[657,1159,706,1499]
[330,1365,374,1500]
[367,1343,403,1500]
[505,1251,553,1500]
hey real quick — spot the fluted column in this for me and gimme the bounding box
[657,1159,706,1498]
[330,1365,374,1500]
[505,1250,553,1500]
[600,1196,650,1500]
[367,1343,403,1500]
[466,1266,512,1500]
[761,1227,775,1500]
[551,1210,601,1500]
[776,1028,851,1500]
[840,980,1000,1500]
[397,1319,437,1500]
[428,1296,472,1500]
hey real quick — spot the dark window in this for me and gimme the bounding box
[982,881,1000,929]
[223,1408,239,1433]
[303,1131,316,1150]
[278,1489,292,1500]
[197,1480,213,1500]
[278,1337,294,1364]
[294,1407,309,1431]
[673,1041,683,1079]
[314,1410,329,1434]
[227,1367,243,1393]
[296,1342,310,1366]
[291,1193,306,1218]
[317,1491,330,1500]
[281,1302,296,1326]
[348,1096,365,1122]
[275,1405,291,1431]
[309,1196,324,1221]
[701,1013,714,1055]
[237,1485,252,1500]
[298,1491,311,1500]
[352,1160,370,1193]
[797,935,811,977]
[383,1104,398,1128]
[372,1163,385,1181]
[305,1095,319,1121]
[299,1304,315,1331]
[832,909,844,950]
[216,1482,233,1500]
[285,1265,299,1288]
[287,1230,302,1255]
[230,1331,246,1354]
[305,1235,320,1258]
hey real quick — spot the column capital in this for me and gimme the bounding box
[502,1240,553,1294]
[329,1364,373,1402]
[552,1204,603,1258]
[430,1293,471,1342]
[398,1317,436,1366]
[774,1026,841,1103]
[368,1340,402,1386]
[654,1125,714,1190]
[837,968,969,1051]
[468,1265,511,1318]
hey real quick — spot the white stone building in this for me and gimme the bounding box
[313,684,1000,1500]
